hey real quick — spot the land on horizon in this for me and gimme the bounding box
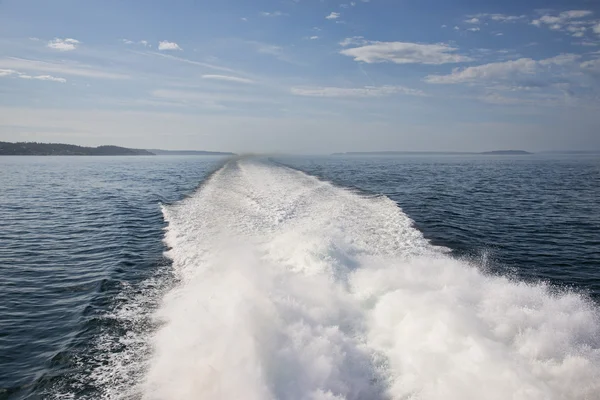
[2,142,598,157]
[330,150,600,156]
[0,142,235,156]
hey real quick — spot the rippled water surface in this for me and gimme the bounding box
[0,154,599,399]
[0,156,225,399]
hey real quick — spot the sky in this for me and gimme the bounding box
[1,0,600,153]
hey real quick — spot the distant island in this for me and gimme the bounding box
[332,150,533,156]
[0,142,153,156]
[0,142,236,156]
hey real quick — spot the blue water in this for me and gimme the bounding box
[0,156,225,399]
[0,155,599,399]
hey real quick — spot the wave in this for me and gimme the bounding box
[145,159,600,400]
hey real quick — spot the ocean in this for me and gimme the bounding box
[1,154,599,399]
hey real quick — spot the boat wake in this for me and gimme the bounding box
[144,158,599,400]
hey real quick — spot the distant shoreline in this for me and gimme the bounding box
[332,150,533,156]
[0,142,235,156]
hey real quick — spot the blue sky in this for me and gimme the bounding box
[1,0,599,153]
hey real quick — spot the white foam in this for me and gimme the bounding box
[145,159,600,400]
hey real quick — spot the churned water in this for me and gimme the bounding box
[1,154,599,399]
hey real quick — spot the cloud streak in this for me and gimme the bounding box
[0,58,129,80]
[424,54,580,85]
[291,85,425,97]
[202,74,254,84]
[340,41,472,64]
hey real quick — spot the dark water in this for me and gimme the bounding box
[0,154,599,399]
[0,156,225,399]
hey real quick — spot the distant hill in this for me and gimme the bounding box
[147,149,236,156]
[0,142,154,156]
[332,150,532,156]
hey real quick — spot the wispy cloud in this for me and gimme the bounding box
[144,52,239,74]
[469,13,527,23]
[260,11,287,17]
[19,74,66,83]
[339,36,368,47]
[291,85,425,97]
[340,41,472,64]
[243,41,295,63]
[0,68,66,83]
[151,89,276,105]
[581,58,600,73]
[465,18,480,24]
[0,69,17,77]
[0,58,129,80]
[121,39,151,47]
[158,41,182,51]
[309,36,319,40]
[47,38,80,51]
[531,10,595,37]
[202,74,254,84]
[326,12,341,20]
[424,54,580,85]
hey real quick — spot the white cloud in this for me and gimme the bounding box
[47,38,80,51]
[241,17,248,21]
[594,23,600,34]
[441,25,447,28]
[19,74,66,83]
[140,40,150,47]
[0,58,129,80]
[465,18,480,24]
[425,54,580,84]
[291,85,425,97]
[561,10,594,19]
[310,36,319,40]
[467,27,481,32]
[326,12,340,20]
[532,10,594,33]
[471,14,526,23]
[0,69,17,77]
[158,41,182,51]
[340,41,471,64]
[260,11,287,17]
[201,74,254,84]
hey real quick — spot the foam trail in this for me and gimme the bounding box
[145,159,600,400]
